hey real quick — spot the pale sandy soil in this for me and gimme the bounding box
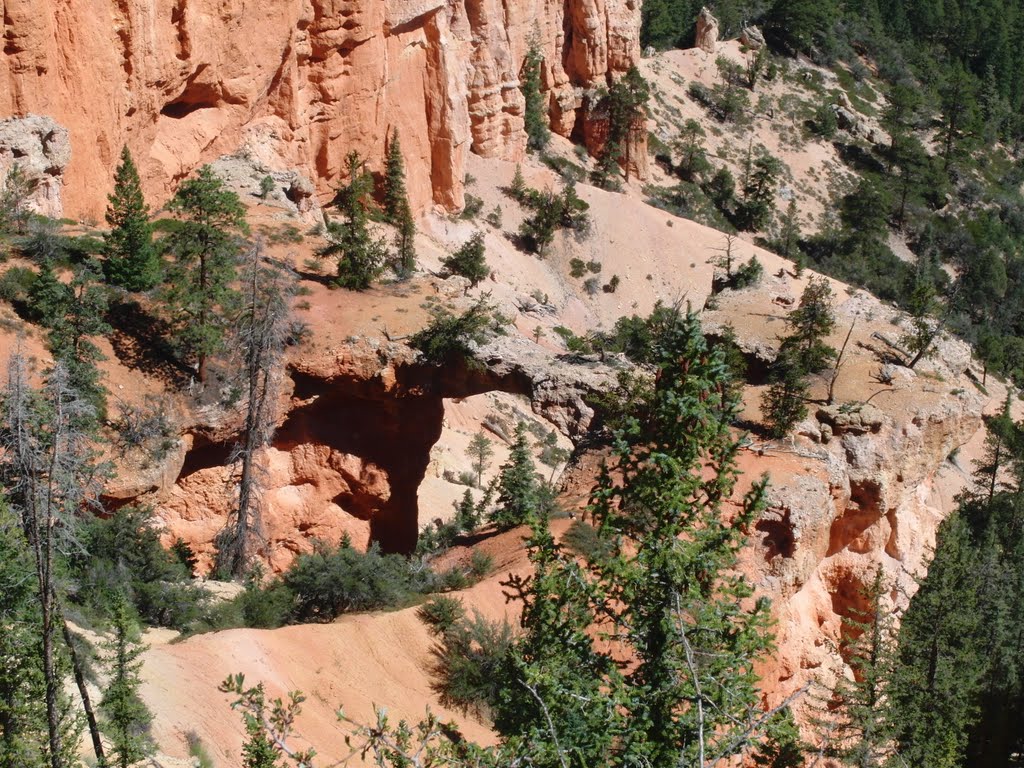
[638,42,873,230]
[141,522,547,767]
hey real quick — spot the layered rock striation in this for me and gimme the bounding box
[140,325,617,571]
[0,0,641,219]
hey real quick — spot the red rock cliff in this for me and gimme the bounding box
[0,0,640,218]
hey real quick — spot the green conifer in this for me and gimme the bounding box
[522,34,550,151]
[99,598,154,768]
[321,152,387,291]
[441,232,489,287]
[491,423,539,530]
[382,130,409,225]
[163,166,248,383]
[104,147,160,291]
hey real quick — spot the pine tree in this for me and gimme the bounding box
[590,140,622,190]
[242,721,281,768]
[782,276,837,375]
[608,68,649,183]
[509,164,527,201]
[881,83,922,160]
[0,503,52,768]
[455,489,479,532]
[490,423,539,530]
[393,200,416,280]
[522,33,550,151]
[0,164,36,236]
[498,309,777,767]
[99,597,154,768]
[518,189,562,255]
[590,67,649,187]
[321,152,388,291]
[0,357,94,768]
[163,165,248,383]
[753,709,808,768]
[48,259,111,426]
[779,197,800,261]
[761,346,810,438]
[817,569,898,767]
[889,513,983,768]
[441,232,489,287]
[939,63,979,169]
[900,273,941,369]
[25,262,71,328]
[382,131,417,279]
[736,154,781,232]
[495,512,612,766]
[674,119,709,181]
[467,429,493,489]
[104,146,160,291]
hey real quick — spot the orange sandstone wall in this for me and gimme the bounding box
[0,0,641,219]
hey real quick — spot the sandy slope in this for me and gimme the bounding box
[141,524,545,766]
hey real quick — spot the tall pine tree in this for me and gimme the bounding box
[497,309,777,767]
[321,152,388,290]
[99,597,154,768]
[163,166,248,384]
[490,422,539,531]
[104,147,161,291]
[522,33,550,152]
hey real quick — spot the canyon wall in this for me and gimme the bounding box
[0,0,640,219]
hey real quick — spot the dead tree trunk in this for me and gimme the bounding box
[219,241,293,577]
[1,357,101,768]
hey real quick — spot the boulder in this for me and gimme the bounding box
[834,105,859,132]
[740,25,766,50]
[695,7,720,54]
[287,175,317,213]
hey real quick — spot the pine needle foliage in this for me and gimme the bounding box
[163,165,248,383]
[522,33,550,151]
[104,146,160,291]
[99,597,155,768]
[497,308,777,767]
[321,152,388,290]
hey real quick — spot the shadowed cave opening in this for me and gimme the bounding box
[276,363,537,554]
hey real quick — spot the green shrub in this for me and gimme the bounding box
[460,194,484,221]
[0,265,37,303]
[236,579,294,628]
[69,507,204,630]
[569,258,587,278]
[540,153,587,183]
[468,550,493,580]
[17,218,68,263]
[418,596,467,636]
[562,519,612,562]
[553,325,592,353]
[811,101,838,138]
[259,175,276,199]
[283,540,422,622]
[429,612,515,718]
[409,298,504,367]
[441,232,489,287]
[732,256,764,288]
[186,732,215,768]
